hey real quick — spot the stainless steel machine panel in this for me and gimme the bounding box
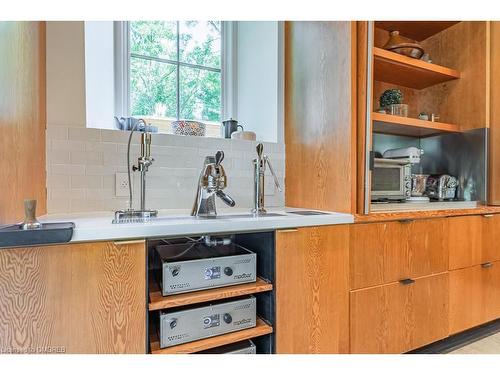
[159,296,257,348]
[198,340,256,354]
[156,241,257,295]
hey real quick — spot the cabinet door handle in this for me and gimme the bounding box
[113,239,145,246]
[399,278,416,285]
[399,219,414,224]
[277,228,298,233]
[481,262,493,269]
[483,214,494,218]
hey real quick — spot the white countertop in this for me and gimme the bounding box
[40,207,354,243]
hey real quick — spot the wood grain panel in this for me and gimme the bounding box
[275,225,350,353]
[0,22,46,224]
[350,219,448,290]
[149,277,273,311]
[354,205,500,223]
[448,216,483,270]
[482,214,500,263]
[489,22,500,205]
[418,21,488,130]
[356,21,369,214]
[350,273,449,354]
[285,21,356,213]
[0,241,147,353]
[449,262,500,335]
[350,221,403,289]
[373,47,460,90]
[374,21,460,42]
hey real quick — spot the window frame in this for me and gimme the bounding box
[114,21,231,127]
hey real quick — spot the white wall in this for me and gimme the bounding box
[236,22,282,143]
[45,21,285,214]
[84,21,115,130]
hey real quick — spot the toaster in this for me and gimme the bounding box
[426,174,459,200]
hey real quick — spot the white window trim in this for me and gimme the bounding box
[114,21,130,118]
[113,21,229,123]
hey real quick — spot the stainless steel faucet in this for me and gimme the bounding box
[252,143,282,215]
[191,151,235,217]
[113,119,158,223]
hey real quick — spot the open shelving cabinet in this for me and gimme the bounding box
[146,231,277,354]
[358,21,490,214]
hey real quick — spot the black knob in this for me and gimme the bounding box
[224,267,233,276]
[169,318,177,329]
[171,268,179,277]
[223,313,232,324]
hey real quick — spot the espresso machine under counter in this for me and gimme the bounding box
[159,296,257,348]
[154,238,257,296]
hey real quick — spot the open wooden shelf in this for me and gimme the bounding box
[149,277,273,311]
[375,21,460,41]
[373,47,460,90]
[150,318,273,354]
[372,112,461,137]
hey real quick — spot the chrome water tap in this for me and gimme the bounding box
[191,151,235,217]
[252,143,282,215]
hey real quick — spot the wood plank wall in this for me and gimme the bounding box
[0,22,47,224]
[284,22,357,213]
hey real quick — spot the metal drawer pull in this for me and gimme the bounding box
[481,262,493,269]
[483,214,494,218]
[399,219,414,224]
[399,278,416,285]
[277,228,298,233]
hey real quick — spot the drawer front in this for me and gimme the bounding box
[482,214,500,263]
[449,260,500,334]
[350,273,449,354]
[350,219,448,290]
[448,216,483,270]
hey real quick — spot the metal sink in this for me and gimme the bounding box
[195,212,286,220]
[286,210,329,216]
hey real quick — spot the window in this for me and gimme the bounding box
[127,21,222,136]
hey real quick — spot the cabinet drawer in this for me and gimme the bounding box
[350,218,448,290]
[482,214,500,263]
[350,273,449,354]
[450,260,500,334]
[449,214,500,270]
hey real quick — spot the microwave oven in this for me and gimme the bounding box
[371,158,412,201]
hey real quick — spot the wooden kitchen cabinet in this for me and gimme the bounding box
[350,272,449,354]
[275,225,350,354]
[448,216,483,270]
[350,218,448,290]
[449,260,500,334]
[449,214,500,270]
[0,240,147,354]
[482,214,500,263]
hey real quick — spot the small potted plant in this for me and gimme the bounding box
[379,89,408,117]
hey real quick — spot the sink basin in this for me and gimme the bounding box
[195,213,286,220]
[286,210,329,216]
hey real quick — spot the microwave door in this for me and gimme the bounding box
[372,164,405,199]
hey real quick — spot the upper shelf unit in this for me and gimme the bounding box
[374,21,460,41]
[373,47,461,90]
[372,112,461,137]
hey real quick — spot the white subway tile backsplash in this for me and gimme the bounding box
[50,164,86,176]
[71,175,102,189]
[46,125,285,214]
[69,127,101,142]
[70,150,103,165]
